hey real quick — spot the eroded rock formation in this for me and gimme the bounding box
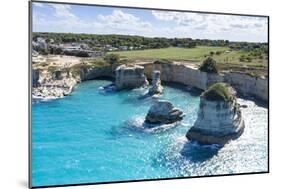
[32,69,77,99]
[115,65,148,90]
[186,83,245,145]
[145,100,185,125]
[148,70,163,96]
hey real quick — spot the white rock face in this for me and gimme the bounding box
[148,70,163,95]
[186,86,245,145]
[115,65,148,90]
[32,69,77,99]
[32,64,117,100]
[145,100,185,124]
[141,62,268,101]
[224,72,268,101]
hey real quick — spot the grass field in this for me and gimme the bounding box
[109,46,268,77]
[109,46,228,62]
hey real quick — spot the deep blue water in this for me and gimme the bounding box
[32,80,268,187]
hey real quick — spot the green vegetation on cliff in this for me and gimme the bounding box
[202,83,234,102]
[104,54,120,65]
[199,57,218,73]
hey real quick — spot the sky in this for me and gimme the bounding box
[32,2,268,42]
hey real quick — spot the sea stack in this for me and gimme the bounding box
[148,70,164,95]
[186,83,244,145]
[145,100,185,125]
[115,64,148,90]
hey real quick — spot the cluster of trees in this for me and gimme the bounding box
[239,48,267,62]
[33,32,235,51]
[229,42,268,52]
[33,33,268,59]
[199,57,218,73]
[104,54,120,65]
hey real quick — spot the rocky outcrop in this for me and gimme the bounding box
[186,83,245,145]
[32,64,117,100]
[32,69,77,99]
[78,65,115,81]
[145,100,185,125]
[148,70,163,96]
[140,62,268,101]
[115,65,148,90]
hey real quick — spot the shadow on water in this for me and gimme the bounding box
[121,90,157,106]
[106,117,151,140]
[150,140,222,177]
[179,140,222,163]
[163,81,203,97]
[107,117,183,140]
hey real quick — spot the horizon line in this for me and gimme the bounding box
[32,31,268,44]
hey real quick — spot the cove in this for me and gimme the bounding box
[32,80,268,187]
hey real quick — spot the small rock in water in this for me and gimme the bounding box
[145,100,185,125]
[239,104,248,108]
[100,83,117,93]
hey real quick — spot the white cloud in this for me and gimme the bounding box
[151,10,268,41]
[33,2,44,7]
[152,11,206,26]
[50,4,77,19]
[33,4,268,42]
[153,10,267,32]
[34,3,96,31]
[97,10,152,31]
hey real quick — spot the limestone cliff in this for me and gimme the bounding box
[140,62,268,101]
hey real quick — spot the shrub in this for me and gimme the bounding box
[199,57,218,73]
[246,56,252,62]
[38,48,48,55]
[239,55,246,62]
[54,47,63,55]
[76,51,90,57]
[215,51,222,55]
[209,51,214,56]
[104,54,120,65]
[202,83,234,102]
[47,66,58,73]
[154,59,172,64]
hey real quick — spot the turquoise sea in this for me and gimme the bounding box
[32,80,268,187]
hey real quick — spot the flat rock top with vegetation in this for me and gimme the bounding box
[202,83,235,102]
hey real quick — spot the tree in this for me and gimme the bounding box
[239,55,246,62]
[199,57,218,73]
[104,54,120,65]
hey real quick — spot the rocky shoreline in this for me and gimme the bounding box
[141,62,268,102]
[32,61,268,102]
[32,69,78,99]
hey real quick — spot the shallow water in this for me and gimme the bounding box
[32,80,268,187]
